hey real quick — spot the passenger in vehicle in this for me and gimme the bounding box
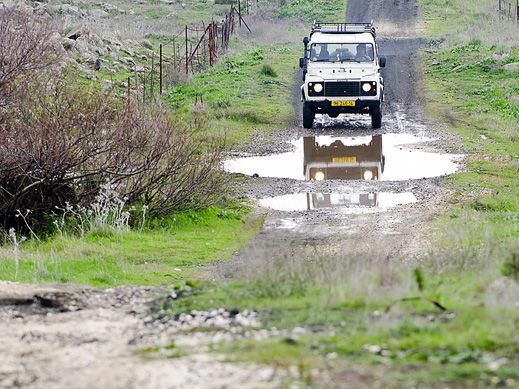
[317,44,330,61]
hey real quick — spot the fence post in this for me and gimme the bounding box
[238,0,242,27]
[151,51,155,98]
[185,25,189,75]
[173,37,177,68]
[209,23,214,66]
[159,44,163,95]
[127,76,131,102]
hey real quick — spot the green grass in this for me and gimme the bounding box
[165,44,300,144]
[162,253,519,386]
[276,0,346,22]
[0,205,262,287]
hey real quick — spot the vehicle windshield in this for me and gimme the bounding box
[310,43,374,62]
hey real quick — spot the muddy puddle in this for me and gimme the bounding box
[259,192,417,212]
[225,134,463,181]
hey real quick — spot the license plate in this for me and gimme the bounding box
[331,100,356,107]
[332,156,357,163]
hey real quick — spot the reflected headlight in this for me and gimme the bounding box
[363,170,374,180]
[313,83,323,93]
[314,171,325,181]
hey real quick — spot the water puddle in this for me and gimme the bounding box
[225,134,463,181]
[259,192,417,212]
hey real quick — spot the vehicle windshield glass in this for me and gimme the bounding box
[310,43,374,62]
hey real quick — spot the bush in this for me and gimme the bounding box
[0,4,58,106]
[0,7,228,231]
[502,253,519,282]
[260,64,278,77]
[0,76,228,229]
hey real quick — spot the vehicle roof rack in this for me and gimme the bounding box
[311,21,376,38]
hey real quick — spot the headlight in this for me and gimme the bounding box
[314,171,325,181]
[363,170,374,180]
[362,82,373,92]
[313,83,323,93]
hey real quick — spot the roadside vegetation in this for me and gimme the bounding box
[420,0,518,257]
[0,4,259,287]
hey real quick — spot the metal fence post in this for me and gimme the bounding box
[185,25,189,75]
[159,44,163,95]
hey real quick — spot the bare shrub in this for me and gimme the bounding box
[0,3,58,104]
[0,74,228,229]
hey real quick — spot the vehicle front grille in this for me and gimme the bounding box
[324,81,360,97]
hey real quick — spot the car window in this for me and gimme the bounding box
[310,43,374,62]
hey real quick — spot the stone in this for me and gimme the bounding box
[492,52,509,61]
[504,62,519,71]
[61,37,75,51]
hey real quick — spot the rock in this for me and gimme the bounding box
[485,277,519,309]
[58,4,81,17]
[66,27,83,40]
[492,52,509,61]
[504,62,519,71]
[126,57,136,65]
[431,59,440,65]
[508,95,519,107]
[61,37,75,51]
[103,3,120,13]
[89,9,108,18]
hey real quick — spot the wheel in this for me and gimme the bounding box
[371,103,382,129]
[327,112,339,118]
[303,103,315,129]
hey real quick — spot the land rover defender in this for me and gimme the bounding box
[299,22,386,129]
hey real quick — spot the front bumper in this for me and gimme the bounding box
[305,99,380,114]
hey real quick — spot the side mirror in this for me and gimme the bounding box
[379,57,386,68]
[303,36,309,45]
[299,57,305,69]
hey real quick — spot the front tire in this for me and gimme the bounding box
[371,104,382,129]
[303,103,315,129]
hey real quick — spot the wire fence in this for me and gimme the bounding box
[498,0,519,23]
[125,0,257,104]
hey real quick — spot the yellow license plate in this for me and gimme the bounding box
[331,101,356,107]
[332,156,357,163]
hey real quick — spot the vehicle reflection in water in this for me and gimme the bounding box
[224,133,462,181]
[304,135,385,181]
[308,192,378,208]
[259,191,417,212]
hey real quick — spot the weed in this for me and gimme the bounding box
[260,64,277,77]
[502,253,519,282]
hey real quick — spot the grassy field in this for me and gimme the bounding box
[0,205,262,287]
[165,42,301,144]
[420,0,519,246]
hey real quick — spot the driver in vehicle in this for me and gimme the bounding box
[355,44,372,61]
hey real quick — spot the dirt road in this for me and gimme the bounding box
[0,1,466,388]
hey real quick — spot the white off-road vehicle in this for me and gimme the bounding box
[299,22,386,129]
